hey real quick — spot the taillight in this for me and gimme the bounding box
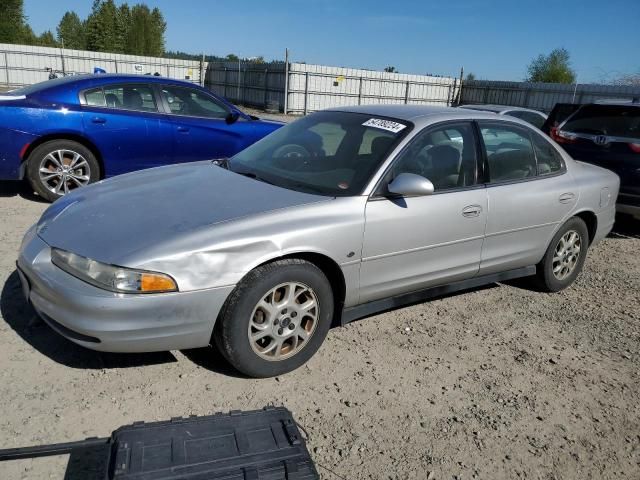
[629,143,640,153]
[550,128,576,144]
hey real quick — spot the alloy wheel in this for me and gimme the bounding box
[552,230,582,280]
[248,282,319,361]
[38,149,91,196]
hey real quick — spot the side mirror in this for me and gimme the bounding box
[225,111,240,125]
[387,173,434,197]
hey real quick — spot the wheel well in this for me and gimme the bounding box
[263,252,347,327]
[575,211,597,245]
[21,134,104,179]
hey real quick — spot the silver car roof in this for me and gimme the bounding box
[324,104,507,125]
[459,104,546,115]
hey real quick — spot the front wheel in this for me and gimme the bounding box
[26,140,100,202]
[535,217,589,292]
[214,259,334,378]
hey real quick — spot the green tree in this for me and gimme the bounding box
[115,4,131,52]
[57,11,86,49]
[526,48,576,84]
[225,54,240,62]
[465,72,476,81]
[384,66,396,73]
[125,4,166,56]
[37,30,58,47]
[86,0,120,53]
[0,0,32,44]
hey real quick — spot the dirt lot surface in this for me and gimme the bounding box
[0,179,639,480]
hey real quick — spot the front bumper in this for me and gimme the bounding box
[17,227,234,353]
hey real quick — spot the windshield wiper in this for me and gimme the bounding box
[234,170,276,186]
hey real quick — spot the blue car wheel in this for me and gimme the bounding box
[26,139,100,202]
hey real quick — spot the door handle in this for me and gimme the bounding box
[462,204,482,218]
[176,126,190,133]
[559,192,575,204]
[91,117,106,124]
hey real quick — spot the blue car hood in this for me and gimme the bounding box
[37,161,327,265]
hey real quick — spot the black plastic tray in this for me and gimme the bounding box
[0,406,318,480]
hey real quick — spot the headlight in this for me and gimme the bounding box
[51,248,178,294]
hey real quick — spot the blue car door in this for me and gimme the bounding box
[81,83,172,176]
[158,84,257,163]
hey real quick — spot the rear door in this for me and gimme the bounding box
[359,121,488,303]
[478,120,577,275]
[81,83,172,176]
[158,85,258,163]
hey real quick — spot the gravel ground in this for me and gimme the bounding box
[0,180,639,480]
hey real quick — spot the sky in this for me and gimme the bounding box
[23,0,640,83]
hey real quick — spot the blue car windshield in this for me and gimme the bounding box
[230,111,411,196]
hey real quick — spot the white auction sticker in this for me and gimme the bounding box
[362,118,407,133]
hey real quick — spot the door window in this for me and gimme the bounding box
[387,122,477,192]
[102,84,157,112]
[480,124,537,183]
[161,86,228,118]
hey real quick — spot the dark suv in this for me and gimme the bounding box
[548,102,640,219]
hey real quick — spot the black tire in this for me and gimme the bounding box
[26,139,100,202]
[214,259,334,378]
[535,217,589,292]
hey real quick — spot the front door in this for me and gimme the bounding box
[159,84,256,163]
[359,121,487,304]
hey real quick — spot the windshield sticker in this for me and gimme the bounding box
[362,118,407,133]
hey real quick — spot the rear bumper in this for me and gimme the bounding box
[17,226,234,353]
[617,193,640,219]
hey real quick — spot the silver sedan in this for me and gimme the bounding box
[17,105,619,377]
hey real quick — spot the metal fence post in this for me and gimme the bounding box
[60,49,66,75]
[358,77,363,105]
[224,67,228,99]
[303,72,309,115]
[114,60,118,73]
[283,48,289,114]
[404,81,410,104]
[263,68,269,108]
[447,84,453,106]
[3,52,9,86]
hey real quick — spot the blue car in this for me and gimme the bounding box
[0,74,283,202]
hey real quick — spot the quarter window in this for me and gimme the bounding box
[506,110,546,129]
[531,132,564,175]
[388,122,477,192]
[84,88,106,107]
[102,84,157,112]
[480,124,536,183]
[161,86,228,118]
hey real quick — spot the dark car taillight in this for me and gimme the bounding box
[628,143,640,153]
[551,127,576,144]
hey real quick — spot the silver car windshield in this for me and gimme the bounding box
[230,111,411,196]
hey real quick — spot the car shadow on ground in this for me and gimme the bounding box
[0,180,45,202]
[1,270,177,370]
[609,214,640,240]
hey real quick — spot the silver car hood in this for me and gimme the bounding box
[37,161,328,265]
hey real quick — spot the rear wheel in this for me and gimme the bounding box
[535,217,589,292]
[214,259,334,378]
[26,140,100,202]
